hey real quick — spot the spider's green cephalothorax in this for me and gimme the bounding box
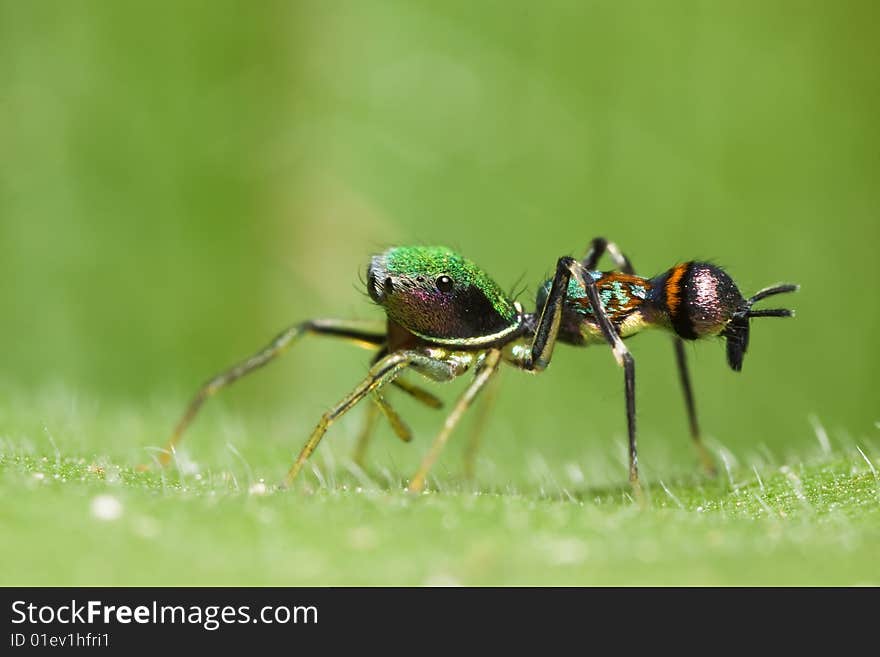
[368,246,522,347]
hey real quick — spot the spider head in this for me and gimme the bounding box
[367,246,522,345]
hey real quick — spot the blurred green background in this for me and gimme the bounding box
[1,0,878,483]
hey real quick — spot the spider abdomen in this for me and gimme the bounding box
[651,262,746,340]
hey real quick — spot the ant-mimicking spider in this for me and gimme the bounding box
[153,238,797,494]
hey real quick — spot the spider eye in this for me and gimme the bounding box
[436,275,454,293]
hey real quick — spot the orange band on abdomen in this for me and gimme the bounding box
[665,263,689,316]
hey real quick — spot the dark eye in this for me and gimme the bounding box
[436,275,454,293]
[383,277,395,295]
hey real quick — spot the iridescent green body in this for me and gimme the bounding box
[385,246,518,321]
[369,246,524,347]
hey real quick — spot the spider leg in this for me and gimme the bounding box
[392,377,443,408]
[570,261,642,494]
[582,236,634,273]
[407,349,503,493]
[374,393,414,443]
[351,347,444,466]
[285,350,457,487]
[157,319,386,467]
[582,236,714,476]
[352,400,382,468]
[673,338,714,475]
[521,256,583,372]
[462,367,502,480]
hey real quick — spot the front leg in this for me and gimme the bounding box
[407,349,503,493]
[519,256,583,372]
[284,350,457,487]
